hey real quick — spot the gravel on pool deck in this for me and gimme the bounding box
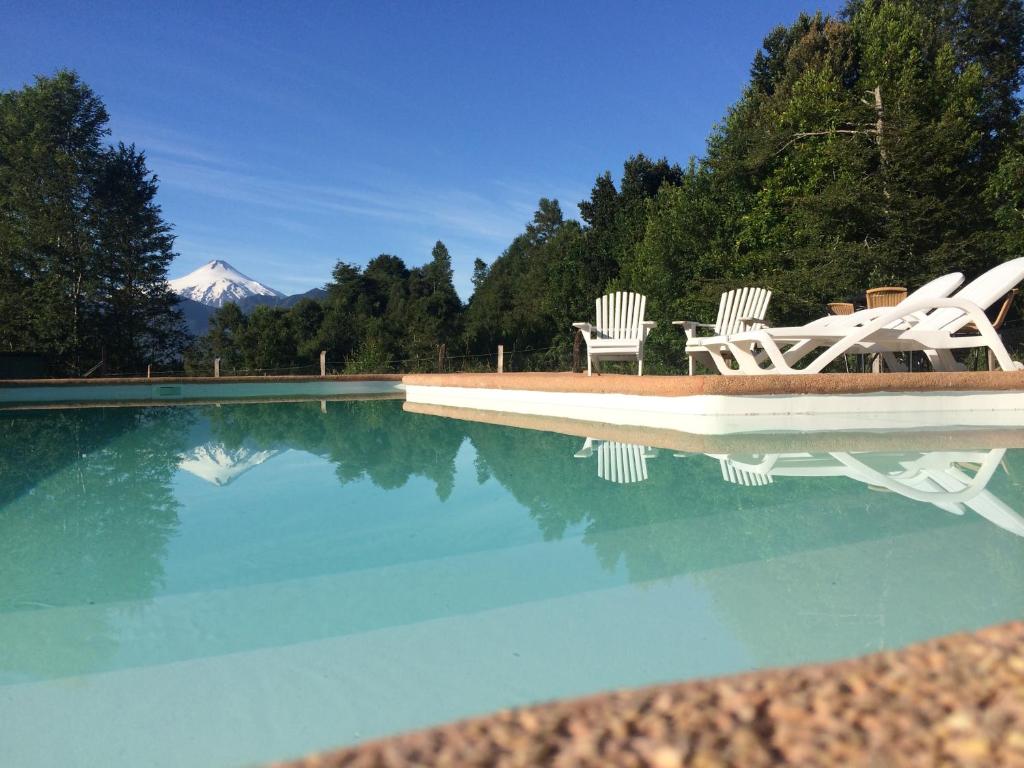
[272,621,1024,767]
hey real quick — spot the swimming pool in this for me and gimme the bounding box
[2,398,1022,767]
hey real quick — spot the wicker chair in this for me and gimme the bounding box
[864,288,908,371]
[865,286,908,309]
[961,288,1019,370]
[827,301,855,315]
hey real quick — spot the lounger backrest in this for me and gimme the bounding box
[714,287,772,335]
[595,291,647,339]
[904,272,964,303]
[916,257,1024,332]
[888,272,965,328]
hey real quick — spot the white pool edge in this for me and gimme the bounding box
[404,384,1024,435]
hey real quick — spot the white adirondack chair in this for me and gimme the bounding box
[673,287,772,375]
[574,438,658,484]
[573,292,655,376]
[718,457,773,486]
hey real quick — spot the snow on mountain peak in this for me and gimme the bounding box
[178,443,283,486]
[168,260,284,307]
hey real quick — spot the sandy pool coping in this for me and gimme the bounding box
[272,620,1024,767]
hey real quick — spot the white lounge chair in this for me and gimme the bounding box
[684,273,963,375]
[711,449,1024,538]
[673,287,772,375]
[574,438,658,484]
[715,259,1024,375]
[573,291,655,376]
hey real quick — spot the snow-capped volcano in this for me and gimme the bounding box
[178,443,283,486]
[168,260,283,307]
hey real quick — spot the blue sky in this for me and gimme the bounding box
[3,0,843,298]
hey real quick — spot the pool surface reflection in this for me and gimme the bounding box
[1,400,1022,767]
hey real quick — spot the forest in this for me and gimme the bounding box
[3,0,1024,376]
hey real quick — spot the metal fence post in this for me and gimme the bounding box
[497,344,504,373]
[320,350,326,377]
[214,358,221,378]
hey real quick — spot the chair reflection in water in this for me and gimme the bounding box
[709,449,1024,538]
[575,438,658,484]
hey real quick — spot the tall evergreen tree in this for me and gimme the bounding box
[0,71,186,373]
[91,143,187,371]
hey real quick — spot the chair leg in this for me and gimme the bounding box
[881,352,904,373]
[638,357,643,377]
[988,348,996,371]
[587,355,592,377]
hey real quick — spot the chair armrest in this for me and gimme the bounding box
[572,322,594,333]
[672,320,711,340]
[738,317,768,330]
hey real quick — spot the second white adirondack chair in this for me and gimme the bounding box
[573,291,656,376]
[718,457,774,486]
[673,287,772,375]
[574,438,658,484]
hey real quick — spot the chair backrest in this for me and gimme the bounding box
[827,302,855,316]
[595,291,647,339]
[904,272,964,303]
[596,441,652,484]
[991,288,1019,331]
[714,287,772,335]
[808,272,962,329]
[719,458,773,486]
[916,257,1024,332]
[865,286,907,309]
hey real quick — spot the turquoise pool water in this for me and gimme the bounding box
[1,399,1023,767]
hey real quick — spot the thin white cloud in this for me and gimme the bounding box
[156,155,572,245]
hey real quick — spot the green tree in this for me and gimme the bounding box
[90,143,187,371]
[203,302,248,370]
[0,70,186,373]
[0,71,108,370]
[405,241,463,366]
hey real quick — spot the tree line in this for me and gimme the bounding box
[4,0,1024,376]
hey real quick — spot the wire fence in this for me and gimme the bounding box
[75,343,580,379]
[36,314,1024,379]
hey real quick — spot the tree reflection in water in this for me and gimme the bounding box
[4,399,1024,681]
[203,399,465,500]
[0,407,192,678]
